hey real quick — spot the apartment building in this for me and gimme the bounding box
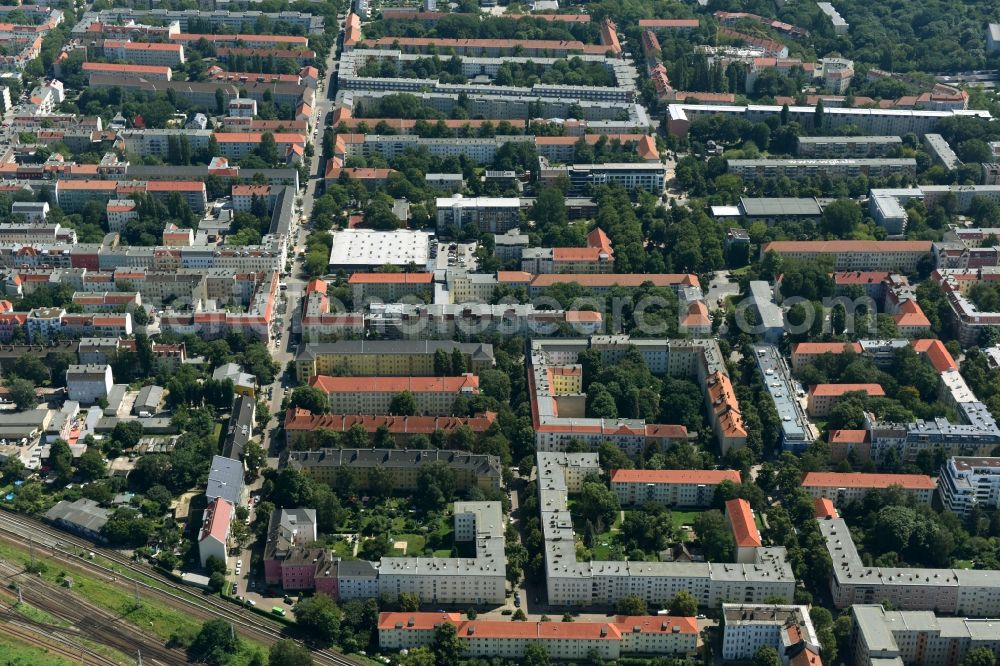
[760,240,932,272]
[721,604,821,663]
[796,135,901,158]
[55,179,208,214]
[537,158,666,195]
[66,364,113,404]
[262,508,318,587]
[436,196,521,234]
[521,228,614,274]
[539,452,795,607]
[294,340,495,382]
[75,9,324,34]
[347,272,433,304]
[308,375,479,416]
[803,472,935,505]
[728,158,915,180]
[378,613,698,660]
[170,32,309,49]
[931,268,1000,345]
[807,383,885,418]
[939,457,1000,517]
[819,515,1000,614]
[377,501,505,605]
[610,469,740,507]
[102,39,185,66]
[82,62,172,81]
[852,604,1000,666]
[754,344,812,453]
[366,302,602,341]
[668,103,991,137]
[214,132,306,160]
[198,497,233,567]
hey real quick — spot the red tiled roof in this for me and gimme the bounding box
[611,469,740,485]
[82,62,171,75]
[809,383,885,398]
[347,272,432,284]
[199,497,233,544]
[725,498,761,548]
[802,472,935,490]
[829,429,868,444]
[792,342,863,356]
[377,613,697,639]
[638,19,699,28]
[813,497,839,519]
[912,338,957,373]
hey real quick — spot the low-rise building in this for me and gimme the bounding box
[726,498,762,563]
[610,469,740,507]
[294,340,494,382]
[44,498,110,541]
[348,272,433,304]
[263,508,319,588]
[760,240,932,273]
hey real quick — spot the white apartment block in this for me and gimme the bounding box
[852,604,1000,666]
[819,515,1000,615]
[308,374,480,416]
[104,199,139,231]
[538,452,795,608]
[727,158,916,180]
[667,103,991,138]
[939,457,1000,517]
[610,469,741,507]
[103,39,186,66]
[721,604,820,662]
[802,472,935,506]
[65,364,113,404]
[435,196,521,234]
[760,240,932,273]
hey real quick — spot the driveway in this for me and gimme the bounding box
[705,271,740,311]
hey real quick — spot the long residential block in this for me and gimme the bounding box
[760,240,932,272]
[802,472,935,505]
[378,612,698,660]
[308,374,479,416]
[610,469,741,507]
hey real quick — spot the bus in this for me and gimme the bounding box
[272,607,286,617]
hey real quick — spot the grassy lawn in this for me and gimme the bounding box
[331,538,355,560]
[953,559,974,569]
[392,533,425,555]
[670,510,703,529]
[0,636,80,666]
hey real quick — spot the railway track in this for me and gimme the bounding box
[0,618,119,666]
[0,509,362,666]
[0,558,185,665]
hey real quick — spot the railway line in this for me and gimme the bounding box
[0,618,119,666]
[0,509,363,666]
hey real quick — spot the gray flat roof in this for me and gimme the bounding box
[739,197,822,217]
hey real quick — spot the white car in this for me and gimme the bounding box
[237,559,243,568]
